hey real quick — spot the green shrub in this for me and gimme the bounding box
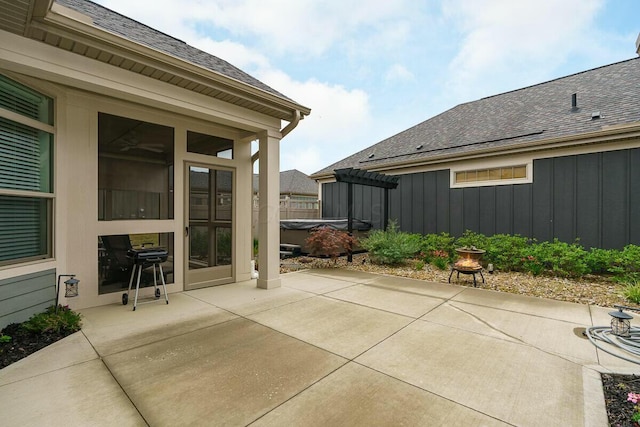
[360,220,422,265]
[520,254,545,276]
[485,234,530,272]
[21,305,82,335]
[608,245,640,277]
[414,260,425,271]
[305,227,357,262]
[524,239,588,277]
[454,230,490,251]
[584,248,617,275]
[421,232,455,263]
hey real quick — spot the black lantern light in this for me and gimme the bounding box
[56,274,80,313]
[609,307,633,337]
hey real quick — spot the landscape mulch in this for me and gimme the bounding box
[602,373,640,426]
[0,322,74,369]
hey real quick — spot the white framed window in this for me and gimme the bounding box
[451,162,532,188]
[0,74,54,266]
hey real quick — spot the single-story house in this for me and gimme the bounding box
[251,169,319,238]
[252,169,319,209]
[312,41,640,250]
[0,0,309,327]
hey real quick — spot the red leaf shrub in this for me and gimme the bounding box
[305,227,357,262]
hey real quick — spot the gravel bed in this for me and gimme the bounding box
[281,253,633,309]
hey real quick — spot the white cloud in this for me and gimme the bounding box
[442,0,605,99]
[255,69,371,132]
[97,0,418,57]
[385,64,414,82]
[249,68,373,174]
[280,145,323,176]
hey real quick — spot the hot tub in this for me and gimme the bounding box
[280,218,372,254]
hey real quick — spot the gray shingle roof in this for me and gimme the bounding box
[313,57,640,176]
[56,0,291,101]
[253,169,317,196]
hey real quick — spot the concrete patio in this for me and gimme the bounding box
[1,268,639,426]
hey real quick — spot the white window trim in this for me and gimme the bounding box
[0,106,55,134]
[450,161,533,188]
[0,76,55,266]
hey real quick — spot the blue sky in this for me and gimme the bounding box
[95,0,639,175]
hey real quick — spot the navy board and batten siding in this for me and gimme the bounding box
[0,269,56,329]
[321,148,640,250]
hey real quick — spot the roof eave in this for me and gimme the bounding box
[33,1,310,121]
[311,122,640,180]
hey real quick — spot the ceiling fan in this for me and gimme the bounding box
[116,131,165,153]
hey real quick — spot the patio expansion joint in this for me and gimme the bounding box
[442,301,591,366]
[185,288,320,317]
[346,359,518,427]
[302,270,377,285]
[245,305,511,427]
[246,360,350,425]
[363,281,466,299]
[97,352,151,426]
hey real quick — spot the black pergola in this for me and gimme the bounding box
[333,168,400,262]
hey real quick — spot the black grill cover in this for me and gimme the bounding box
[127,247,169,264]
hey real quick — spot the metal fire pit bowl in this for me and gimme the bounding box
[449,247,486,287]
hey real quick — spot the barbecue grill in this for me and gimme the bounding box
[123,247,169,310]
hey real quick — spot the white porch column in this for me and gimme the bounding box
[257,129,282,289]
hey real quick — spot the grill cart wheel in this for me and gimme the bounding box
[122,293,128,305]
[155,288,160,299]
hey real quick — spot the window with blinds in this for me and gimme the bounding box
[0,74,53,266]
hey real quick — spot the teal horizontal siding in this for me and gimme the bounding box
[0,269,55,329]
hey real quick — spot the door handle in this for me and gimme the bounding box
[185,226,189,236]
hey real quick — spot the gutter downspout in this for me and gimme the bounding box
[280,109,302,139]
[251,109,302,166]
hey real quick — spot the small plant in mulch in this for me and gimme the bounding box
[0,305,82,369]
[428,250,450,270]
[360,220,422,265]
[521,255,545,276]
[624,281,640,305]
[602,373,640,426]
